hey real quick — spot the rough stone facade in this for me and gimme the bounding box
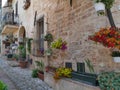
[8,0,120,90]
[32,0,120,73]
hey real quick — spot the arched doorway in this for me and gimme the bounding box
[18,26,26,45]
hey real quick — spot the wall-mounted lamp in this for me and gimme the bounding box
[94,2,105,15]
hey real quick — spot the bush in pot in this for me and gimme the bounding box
[32,69,39,78]
[18,45,28,68]
[35,61,44,80]
[111,51,120,63]
[53,67,72,81]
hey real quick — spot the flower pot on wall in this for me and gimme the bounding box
[94,2,105,15]
[113,57,120,63]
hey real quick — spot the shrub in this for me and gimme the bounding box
[0,81,8,90]
[32,69,39,78]
[111,51,120,57]
[98,72,120,90]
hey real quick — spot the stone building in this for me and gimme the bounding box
[1,0,120,90]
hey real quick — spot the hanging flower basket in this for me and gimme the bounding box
[94,2,105,15]
[89,27,120,50]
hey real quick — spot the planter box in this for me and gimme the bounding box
[113,57,120,63]
[71,71,98,86]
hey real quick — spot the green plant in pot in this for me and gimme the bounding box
[18,45,27,68]
[12,54,19,61]
[32,69,39,78]
[111,51,120,63]
[35,61,44,80]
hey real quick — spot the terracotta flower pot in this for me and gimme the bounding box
[38,72,44,81]
[19,61,28,68]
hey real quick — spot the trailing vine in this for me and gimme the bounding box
[27,38,33,54]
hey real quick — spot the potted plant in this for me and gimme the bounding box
[18,45,28,68]
[111,51,120,63]
[32,69,39,78]
[51,38,67,51]
[12,54,19,61]
[53,67,72,81]
[44,33,53,42]
[35,61,44,81]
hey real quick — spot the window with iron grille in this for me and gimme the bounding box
[33,18,44,57]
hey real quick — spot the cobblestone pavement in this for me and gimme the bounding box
[0,68,18,90]
[0,59,53,90]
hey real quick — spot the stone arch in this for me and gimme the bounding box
[18,26,26,43]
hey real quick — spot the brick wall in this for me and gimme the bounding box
[31,0,120,73]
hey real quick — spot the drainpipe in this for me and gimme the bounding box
[106,8,116,28]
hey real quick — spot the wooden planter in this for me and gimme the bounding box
[38,72,44,81]
[19,61,28,68]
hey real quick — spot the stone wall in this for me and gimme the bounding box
[32,0,120,73]
[12,0,120,90]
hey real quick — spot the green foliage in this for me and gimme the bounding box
[51,38,67,50]
[45,48,52,56]
[32,69,39,78]
[111,51,120,57]
[54,67,72,80]
[35,61,44,72]
[27,38,33,53]
[44,33,53,42]
[18,45,26,58]
[95,0,115,9]
[0,81,8,90]
[98,72,120,90]
[13,54,19,60]
[97,10,105,16]
[85,59,95,73]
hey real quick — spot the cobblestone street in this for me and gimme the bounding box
[0,67,18,90]
[0,58,53,90]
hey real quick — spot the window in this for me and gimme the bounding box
[15,1,18,16]
[33,17,44,57]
